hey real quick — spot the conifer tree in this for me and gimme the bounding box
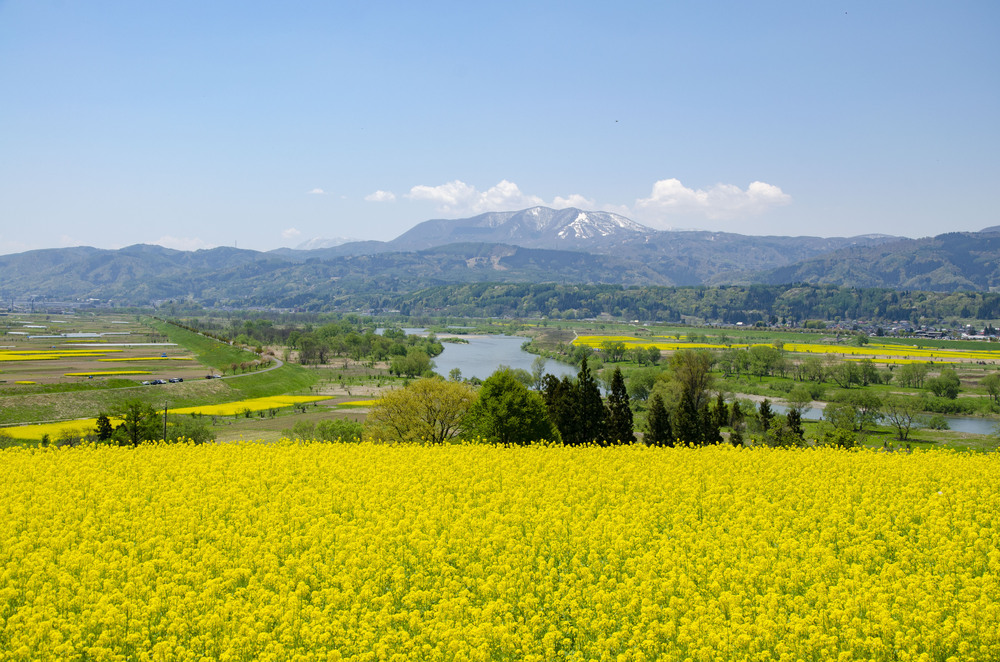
[575,357,606,445]
[604,368,635,445]
[700,402,722,444]
[644,393,673,446]
[759,399,774,432]
[543,374,581,445]
[672,390,701,445]
[712,392,729,433]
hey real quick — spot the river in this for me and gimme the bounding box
[770,404,997,436]
[432,335,578,382]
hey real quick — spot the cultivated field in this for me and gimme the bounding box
[1,443,996,661]
[0,315,199,386]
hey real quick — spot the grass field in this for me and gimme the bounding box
[1,443,997,660]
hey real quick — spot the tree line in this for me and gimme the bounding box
[383,282,1000,323]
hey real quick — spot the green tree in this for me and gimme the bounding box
[848,390,883,432]
[467,369,559,445]
[643,393,673,446]
[95,414,114,442]
[389,347,432,377]
[824,402,858,432]
[530,355,547,390]
[114,399,160,446]
[668,349,715,412]
[542,374,582,446]
[672,391,701,444]
[600,340,627,362]
[982,373,1000,406]
[829,361,861,388]
[365,378,475,443]
[927,368,960,399]
[748,345,782,380]
[316,418,365,442]
[758,399,774,432]
[857,359,879,386]
[785,408,804,439]
[576,357,607,445]
[604,368,635,445]
[896,362,930,388]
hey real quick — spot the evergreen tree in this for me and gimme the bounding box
[95,414,114,442]
[786,408,804,439]
[673,390,701,445]
[712,392,729,435]
[575,357,606,445]
[700,402,722,444]
[644,393,673,446]
[759,399,774,432]
[604,368,635,445]
[543,374,582,445]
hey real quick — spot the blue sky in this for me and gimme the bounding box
[1,1,997,254]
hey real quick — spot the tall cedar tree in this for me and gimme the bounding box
[542,374,581,445]
[95,414,114,442]
[575,357,606,445]
[672,390,702,445]
[644,393,673,446]
[786,408,804,439]
[700,402,722,444]
[712,392,729,433]
[604,368,635,445]
[759,399,774,432]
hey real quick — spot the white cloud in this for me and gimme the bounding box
[365,190,396,202]
[407,179,550,215]
[308,188,326,195]
[634,178,791,221]
[381,177,789,228]
[551,193,596,209]
[282,227,301,239]
[58,234,80,247]
[152,236,211,251]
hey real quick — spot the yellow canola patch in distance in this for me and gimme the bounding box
[169,395,330,416]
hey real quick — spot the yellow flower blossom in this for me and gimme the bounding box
[0,444,996,660]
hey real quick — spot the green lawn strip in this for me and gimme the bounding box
[147,318,260,371]
[223,363,320,398]
[149,317,320,398]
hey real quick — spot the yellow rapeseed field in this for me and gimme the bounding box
[1,443,997,661]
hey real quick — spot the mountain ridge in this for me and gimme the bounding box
[1,207,996,306]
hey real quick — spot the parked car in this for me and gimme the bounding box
[152,379,167,385]
[168,377,183,383]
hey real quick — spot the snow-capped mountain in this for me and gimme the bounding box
[386,206,654,251]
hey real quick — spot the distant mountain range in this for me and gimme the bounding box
[1,207,998,308]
